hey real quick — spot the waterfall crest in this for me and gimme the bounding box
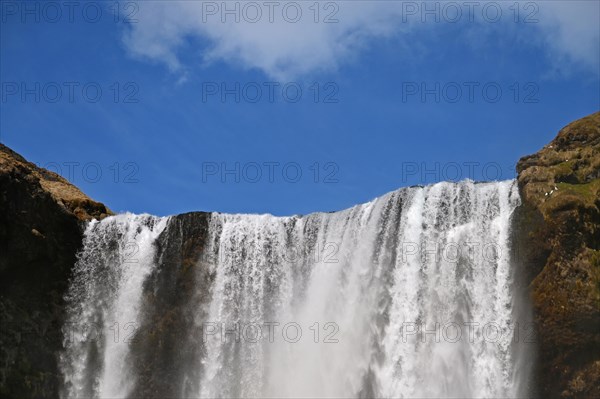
[61,180,531,398]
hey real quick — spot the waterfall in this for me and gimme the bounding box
[60,180,532,398]
[60,214,169,398]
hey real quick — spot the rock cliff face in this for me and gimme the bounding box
[0,144,111,398]
[515,112,600,398]
[129,212,212,398]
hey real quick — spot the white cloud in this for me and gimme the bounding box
[534,1,600,74]
[121,1,599,80]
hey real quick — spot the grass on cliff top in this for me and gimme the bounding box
[552,111,600,148]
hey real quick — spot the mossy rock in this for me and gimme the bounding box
[516,111,600,398]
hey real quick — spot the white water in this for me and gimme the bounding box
[61,180,530,398]
[60,214,169,399]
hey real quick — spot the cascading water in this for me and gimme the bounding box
[60,180,533,398]
[60,214,169,398]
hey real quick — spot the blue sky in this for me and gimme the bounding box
[1,0,599,216]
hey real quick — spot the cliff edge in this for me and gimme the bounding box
[515,111,600,398]
[0,144,111,398]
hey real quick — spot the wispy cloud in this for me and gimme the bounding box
[534,1,600,75]
[121,1,599,80]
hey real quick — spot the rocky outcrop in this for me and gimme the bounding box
[515,112,600,398]
[0,144,111,398]
[130,212,213,398]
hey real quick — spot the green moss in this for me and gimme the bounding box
[556,180,600,205]
[552,160,576,178]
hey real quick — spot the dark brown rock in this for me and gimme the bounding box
[0,144,112,398]
[128,212,213,398]
[515,111,600,398]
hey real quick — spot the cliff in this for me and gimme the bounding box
[515,111,600,398]
[0,144,111,398]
